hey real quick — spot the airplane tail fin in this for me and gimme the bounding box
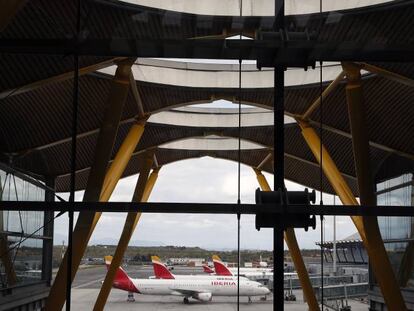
[151,255,175,279]
[104,255,113,268]
[212,255,233,276]
[202,264,214,274]
[104,256,139,293]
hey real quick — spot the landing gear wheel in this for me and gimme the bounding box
[284,294,296,301]
[183,297,190,304]
[127,292,135,302]
[260,296,267,301]
[248,296,252,303]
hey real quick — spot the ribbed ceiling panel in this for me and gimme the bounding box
[0,74,137,152]
[0,55,112,94]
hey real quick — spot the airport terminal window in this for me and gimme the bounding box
[0,168,48,289]
[376,173,414,288]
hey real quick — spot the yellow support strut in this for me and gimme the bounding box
[343,61,407,311]
[141,166,160,203]
[94,154,159,310]
[45,121,146,310]
[253,168,320,311]
[297,119,406,310]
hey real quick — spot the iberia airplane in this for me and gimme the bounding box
[105,256,270,304]
[211,255,297,279]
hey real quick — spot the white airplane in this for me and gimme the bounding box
[210,255,297,279]
[105,256,270,304]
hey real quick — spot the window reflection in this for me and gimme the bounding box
[376,173,414,288]
[0,168,47,289]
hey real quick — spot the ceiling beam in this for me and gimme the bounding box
[301,70,345,120]
[288,111,414,161]
[129,71,146,118]
[15,118,136,157]
[0,57,125,100]
[306,119,414,161]
[284,153,356,181]
[358,62,414,88]
[257,152,273,170]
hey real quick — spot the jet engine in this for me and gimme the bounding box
[193,292,212,302]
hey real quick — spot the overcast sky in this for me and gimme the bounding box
[55,157,357,250]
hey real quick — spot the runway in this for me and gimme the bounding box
[70,265,368,310]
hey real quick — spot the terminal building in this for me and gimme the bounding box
[1,0,414,310]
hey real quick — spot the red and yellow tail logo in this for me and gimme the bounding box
[104,256,139,293]
[203,265,215,274]
[151,256,175,279]
[212,255,233,276]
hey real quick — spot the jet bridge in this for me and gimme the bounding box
[314,283,369,311]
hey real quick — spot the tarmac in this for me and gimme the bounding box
[70,265,370,310]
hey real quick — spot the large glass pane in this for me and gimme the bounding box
[0,168,47,289]
[3,237,43,286]
[376,174,414,289]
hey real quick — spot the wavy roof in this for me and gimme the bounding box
[0,0,413,195]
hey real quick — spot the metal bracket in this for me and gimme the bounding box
[255,188,317,231]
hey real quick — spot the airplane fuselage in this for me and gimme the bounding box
[161,274,249,280]
[125,277,270,297]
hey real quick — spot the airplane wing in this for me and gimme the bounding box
[170,288,208,296]
[170,288,213,301]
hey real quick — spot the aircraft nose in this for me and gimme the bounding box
[264,287,271,295]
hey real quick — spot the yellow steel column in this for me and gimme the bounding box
[296,120,364,231]
[45,59,136,309]
[142,166,161,202]
[343,62,406,310]
[83,59,137,203]
[94,153,157,310]
[253,168,320,311]
[99,121,146,201]
[45,121,145,311]
[254,168,272,192]
[297,119,406,310]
